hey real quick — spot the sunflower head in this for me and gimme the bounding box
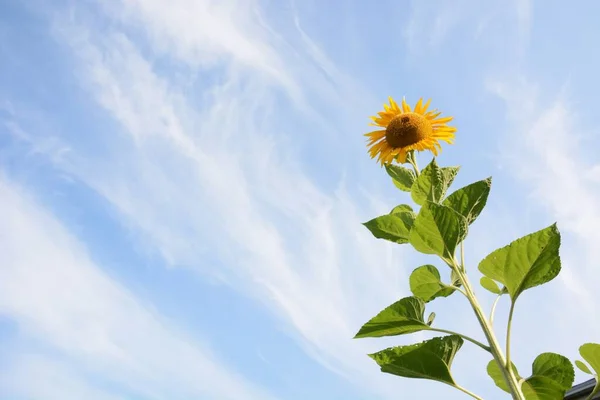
[365,97,456,166]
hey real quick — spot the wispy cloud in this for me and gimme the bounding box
[0,173,276,400]
[9,1,467,396]
[47,14,416,397]
[1,354,127,400]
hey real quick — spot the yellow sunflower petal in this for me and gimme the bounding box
[421,98,431,114]
[378,146,394,163]
[370,117,390,127]
[433,126,457,132]
[431,116,454,124]
[366,133,386,146]
[375,115,393,125]
[425,111,442,120]
[414,98,424,114]
[401,97,411,113]
[364,129,386,137]
[395,149,408,163]
[389,97,400,112]
[367,136,385,146]
[369,141,387,157]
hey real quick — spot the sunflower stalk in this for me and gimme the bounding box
[355,96,599,399]
[451,261,527,400]
[406,151,420,176]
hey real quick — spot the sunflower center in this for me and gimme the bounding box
[385,112,432,148]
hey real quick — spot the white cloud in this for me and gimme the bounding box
[0,173,276,400]
[1,354,127,400]
[34,6,451,398]
[99,0,293,87]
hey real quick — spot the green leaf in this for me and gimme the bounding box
[575,360,592,375]
[519,353,574,400]
[478,224,561,301]
[480,276,503,295]
[386,165,416,192]
[390,204,415,215]
[443,178,491,225]
[411,159,443,205]
[577,344,600,399]
[363,212,416,244]
[522,376,568,400]
[354,297,430,338]
[487,360,521,393]
[409,265,454,302]
[440,166,460,194]
[579,343,600,376]
[487,353,574,399]
[409,202,468,262]
[369,335,464,386]
[528,352,575,391]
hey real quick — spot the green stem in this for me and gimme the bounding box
[489,293,502,327]
[407,152,420,176]
[454,384,484,400]
[428,328,491,353]
[585,380,600,400]
[446,285,468,298]
[453,265,526,400]
[460,241,466,272]
[506,301,516,368]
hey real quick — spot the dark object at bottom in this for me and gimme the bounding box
[565,379,599,400]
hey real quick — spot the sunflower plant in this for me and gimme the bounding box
[355,97,600,400]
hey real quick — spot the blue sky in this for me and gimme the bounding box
[1,0,600,399]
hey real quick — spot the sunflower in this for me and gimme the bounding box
[365,97,456,166]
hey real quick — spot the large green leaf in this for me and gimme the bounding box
[386,164,416,192]
[522,377,568,400]
[478,224,561,301]
[521,352,574,400]
[487,360,521,393]
[487,353,574,399]
[409,202,468,262]
[409,265,454,302]
[527,353,574,391]
[354,297,430,338]
[443,178,491,225]
[363,212,416,244]
[411,159,447,205]
[369,335,464,386]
